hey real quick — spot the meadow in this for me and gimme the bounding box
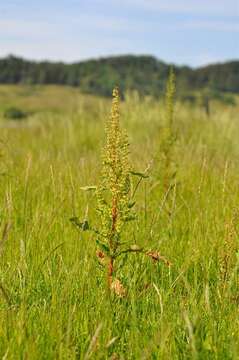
[0,84,238,359]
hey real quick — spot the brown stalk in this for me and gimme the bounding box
[108,196,118,287]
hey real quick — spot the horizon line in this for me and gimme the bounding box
[1,53,238,70]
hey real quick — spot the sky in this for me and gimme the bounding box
[0,0,238,67]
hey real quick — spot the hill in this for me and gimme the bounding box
[0,55,238,97]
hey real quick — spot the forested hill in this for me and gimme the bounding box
[0,55,238,97]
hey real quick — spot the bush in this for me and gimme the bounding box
[180,94,197,104]
[4,107,27,120]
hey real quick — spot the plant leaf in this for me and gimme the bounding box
[146,251,172,267]
[96,239,110,255]
[111,278,126,298]
[80,186,97,191]
[130,244,142,251]
[70,217,90,231]
[116,244,143,258]
[130,171,149,179]
[128,201,136,209]
[124,215,136,222]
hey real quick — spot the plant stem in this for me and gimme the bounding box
[108,257,114,287]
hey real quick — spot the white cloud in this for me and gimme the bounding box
[112,0,239,16]
[0,14,142,40]
[0,17,134,62]
[69,14,136,32]
[182,20,239,32]
[0,19,56,39]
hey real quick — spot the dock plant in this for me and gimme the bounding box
[71,87,170,294]
[154,68,177,193]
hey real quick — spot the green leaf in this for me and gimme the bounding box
[70,217,90,231]
[96,239,110,255]
[130,171,149,179]
[80,186,97,191]
[124,215,136,222]
[128,201,136,209]
[130,244,142,251]
[115,244,143,258]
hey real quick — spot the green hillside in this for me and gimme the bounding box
[0,55,238,97]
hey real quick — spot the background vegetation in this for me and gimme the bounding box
[0,55,239,98]
[0,84,238,359]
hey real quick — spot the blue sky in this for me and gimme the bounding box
[0,0,238,67]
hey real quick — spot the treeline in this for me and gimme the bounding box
[0,55,238,97]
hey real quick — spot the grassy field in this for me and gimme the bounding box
[0,85,239,359]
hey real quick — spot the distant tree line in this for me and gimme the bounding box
[0,55,238,97]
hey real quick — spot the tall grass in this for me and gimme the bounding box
[0,85,238,358]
